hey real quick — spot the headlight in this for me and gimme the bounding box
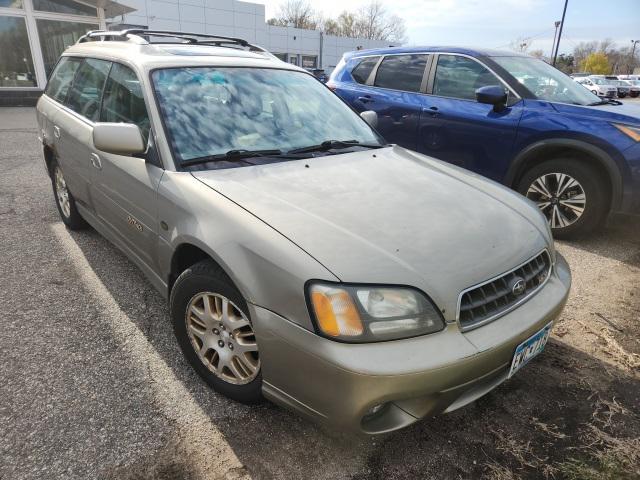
[613,123,640,142]
[307,282,445,342]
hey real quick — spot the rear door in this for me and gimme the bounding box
[349,54,430,151]
[90,62,163,270]
[417,54,523,181]
[53,57,111,209]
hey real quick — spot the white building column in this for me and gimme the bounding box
[21,0,48,89]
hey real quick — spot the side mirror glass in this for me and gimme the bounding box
[360,110,378,128]
[93,123,145,155]
[475,85,508,112]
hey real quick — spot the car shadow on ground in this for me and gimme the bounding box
[62,224,640,480]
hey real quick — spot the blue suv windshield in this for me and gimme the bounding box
[491,56,600,106]
[152,67,381,164]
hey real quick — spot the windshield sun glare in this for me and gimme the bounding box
[151,67,380,165]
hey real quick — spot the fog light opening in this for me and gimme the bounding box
[363,402,388,420]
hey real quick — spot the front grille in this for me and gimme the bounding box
[458,250,552,330]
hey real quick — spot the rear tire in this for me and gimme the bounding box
[50,159,88,230]
[170,259,263,404]
[517,158,609,239]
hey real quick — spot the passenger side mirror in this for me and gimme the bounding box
[360,110,378,128]
[475,85,508,112]
[93,123,145,155]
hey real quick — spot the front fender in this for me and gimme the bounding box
[156,171,338,331]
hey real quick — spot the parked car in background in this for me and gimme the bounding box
[329,47,640,238]
[622,79,640,98]
[306,68,328,83]
[574,76,617,98]
[37,30,572,434]
[601,76,630,98]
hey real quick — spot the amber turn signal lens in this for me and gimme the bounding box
[310,286,364,337]
[614,123,640,142]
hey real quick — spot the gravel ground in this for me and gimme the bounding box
[0,107,638,480]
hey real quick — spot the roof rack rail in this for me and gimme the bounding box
[77,29,267,52]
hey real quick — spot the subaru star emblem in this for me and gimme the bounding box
[510,277,526,296]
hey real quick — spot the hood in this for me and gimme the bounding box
[192,146,550,318]
[553,100,640,126]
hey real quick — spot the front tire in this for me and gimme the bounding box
[517,158,609,239]
[51,159,88,230]
[170,259,262,404]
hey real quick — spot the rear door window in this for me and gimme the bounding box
[66,57,111,121]
[374,54,429,92]
[100,63,150,144]
[45,57,82,104]
[350,56,379,84]
[433,54,502,100]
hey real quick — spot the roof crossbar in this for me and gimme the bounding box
[77,29,267,52]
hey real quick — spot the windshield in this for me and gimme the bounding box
[491,56,600,105]
[152,67,381,164]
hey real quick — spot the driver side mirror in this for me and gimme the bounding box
[93,123,145,155]
[475,85,508,112]
[360,110,378,128]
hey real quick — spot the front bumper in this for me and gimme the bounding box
[252,253,571,434]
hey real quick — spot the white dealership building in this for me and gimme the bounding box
[0,0,390,105]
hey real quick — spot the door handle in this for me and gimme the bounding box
[422,106,439,117]
[357,95,372,103]
[53,125,61,139]
[90,153,102,170]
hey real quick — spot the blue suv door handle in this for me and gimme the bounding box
[422,106,439,117]
[357,95,373,103]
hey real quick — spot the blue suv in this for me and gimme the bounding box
[329,47,640,238]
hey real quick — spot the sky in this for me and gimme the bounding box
[255,0,640,55]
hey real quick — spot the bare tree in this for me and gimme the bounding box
[333,11,358,37]
[267,0,319,29]
[267,0,406,43]
[354,0,405,43]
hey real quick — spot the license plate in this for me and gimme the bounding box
[508,323,552,378]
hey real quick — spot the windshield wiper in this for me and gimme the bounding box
[287,139,384,154]
[181,149,283,167]
[588,99,623,106]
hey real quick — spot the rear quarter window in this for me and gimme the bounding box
[66,58,111,121]
[350,56,379,84]
[45,57,82,104]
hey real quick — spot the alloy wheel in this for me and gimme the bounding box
[526,172,586,229]
[54,166,71,218]
[185,292,260,385]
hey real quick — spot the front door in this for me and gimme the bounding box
[90,62,162,270]
[417,54,523,181]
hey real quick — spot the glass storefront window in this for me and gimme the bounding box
[33,0,95,17]
[301,56,317,69]
[0,0,23,8]
[0,16,37,87]
[36,19,97,76]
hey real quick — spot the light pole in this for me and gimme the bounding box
[551,21,561,59]
[631,40,639,74]
[552,0,568,67]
